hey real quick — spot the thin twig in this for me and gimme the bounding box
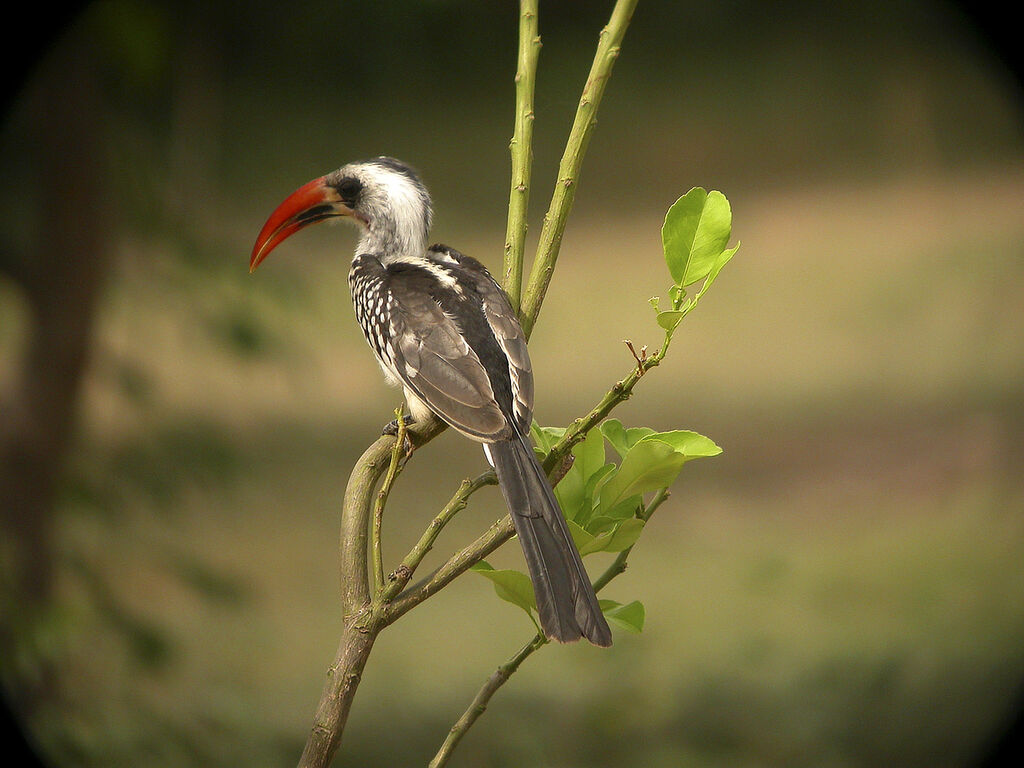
[429,633,548,768]
[372,408,408,597]
[429,488,670,767]
[384,511,515,624]
[540,334,667,476]
[380,470,498,604]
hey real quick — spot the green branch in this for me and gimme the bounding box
[384,501,514,623]
[502,0,541,310]
[296,417,443,768]
[380,470,498,605]
[520,0,639,338]
[372,409,408,598]
[541,336,667,475]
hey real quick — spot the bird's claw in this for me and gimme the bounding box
[382,414,416,436]
[383,414,416,457]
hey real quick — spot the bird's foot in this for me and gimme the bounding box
[383,414,416,457]
[382,413,416,436]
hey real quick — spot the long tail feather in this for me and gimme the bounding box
[485,437,612,647]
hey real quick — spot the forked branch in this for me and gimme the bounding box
[295,2,640,766]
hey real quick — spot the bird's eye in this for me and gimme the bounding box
[336,178,362,203]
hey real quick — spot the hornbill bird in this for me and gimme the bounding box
[250,157,612,647]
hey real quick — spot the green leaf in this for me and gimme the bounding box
[530,422,564,454]
[662,188,733,287]
[574,427,606,480]
[572,463,616,528]
[554,427,607,523]
[669,284,686,307]
[600,419,655,459]
[553,469,586,525]
[471,562,536,615]
[600,599,645,633]
[692,242,740,305]
[640,430,722,460]
[566,519,596,551]
[594,494,644,524]
[604,517,645,551]
[655,241,738,334]
[579,527,610,555]
[656,308,687,331]
[579,517,645,555]
[597,439,687,516]
[600,419,628,457]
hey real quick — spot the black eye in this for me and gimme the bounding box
[336,177,362,204]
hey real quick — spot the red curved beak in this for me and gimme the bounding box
[249,176,347,272]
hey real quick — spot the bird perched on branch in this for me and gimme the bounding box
[250,157,612,647]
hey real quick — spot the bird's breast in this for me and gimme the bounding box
[348,255,396,369]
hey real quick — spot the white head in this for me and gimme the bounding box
[326,157,432,261]
[250,157,433,270]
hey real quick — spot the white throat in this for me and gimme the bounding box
[355,168,431,262]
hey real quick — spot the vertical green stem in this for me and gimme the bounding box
[520,0,638,338]
[503,0,541,310]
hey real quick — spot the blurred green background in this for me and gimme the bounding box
[2,0,1023,766]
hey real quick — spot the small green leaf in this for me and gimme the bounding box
[471,562,536,614]
[599,599,645,633]
[573,463,616,528]
[530,422,564,453]
[656,309,686,330]
[594,494,644,524]
[553,469,586,525]
[692,242,740,305]
[600,419,656,459]
[662,188,733,287]
[640,430,722,460]
[553,428,605,523]
[584,514,620,535]
[566,519,596,551]
[669,284,686,308]
[600,419,628,457]
[579,517,645,555]
[604,517,645,551]
[583,463,616,502]
[579,528,610,555]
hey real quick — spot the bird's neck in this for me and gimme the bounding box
[356,184,431,263]
[357,218,426,263]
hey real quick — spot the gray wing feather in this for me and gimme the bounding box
[477,281,533,433]
[387,275,510,440]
